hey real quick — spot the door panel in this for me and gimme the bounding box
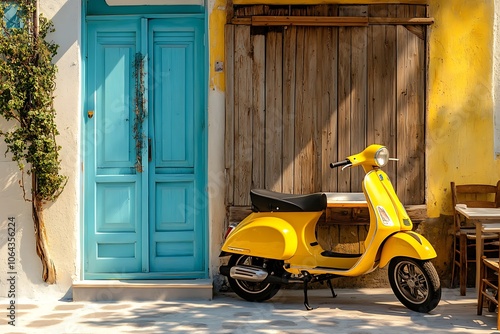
[156,50,194,168]
[98,46,134,167]
[85,17,206,279]
[150,178,199,271]
[148,19,205,273]
[151,26,195,169]
[86,20,143,275]
[93,24,138,171]
[96,182,138,233]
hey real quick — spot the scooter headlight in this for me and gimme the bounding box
[374,147,389,167]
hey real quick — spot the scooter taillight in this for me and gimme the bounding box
[224,223,238,240]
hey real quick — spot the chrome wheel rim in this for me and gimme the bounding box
[393,260,429,304]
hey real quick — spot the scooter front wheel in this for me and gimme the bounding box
[227,254,282,302]
[388,257,441,313]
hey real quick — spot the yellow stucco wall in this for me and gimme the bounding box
[427,0,500,217]
[208,0,500,218]
[209,0,227,92]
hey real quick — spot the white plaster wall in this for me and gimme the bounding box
[205,0,226,290]
[0,0,81,300]
[207,89,226,286]
[206,0,227,287]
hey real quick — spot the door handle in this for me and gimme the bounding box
[148,138,152,162]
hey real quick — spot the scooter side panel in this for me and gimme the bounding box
[378,231,437,268]
[221,216,298,260]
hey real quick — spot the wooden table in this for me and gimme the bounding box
[326,192,367,208]
[454,205,500,297]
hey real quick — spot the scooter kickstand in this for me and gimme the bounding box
[302,272,313,311]
[326,279,337,298]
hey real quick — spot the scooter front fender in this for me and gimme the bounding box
[379,231,437,268]
[221,216,298,260]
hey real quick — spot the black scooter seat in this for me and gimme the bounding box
[250,189,327,212]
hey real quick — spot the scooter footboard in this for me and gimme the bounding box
[379,231,437,268]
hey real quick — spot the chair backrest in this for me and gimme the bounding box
[451,181,500,231]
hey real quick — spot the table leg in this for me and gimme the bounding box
[476,222,483,299]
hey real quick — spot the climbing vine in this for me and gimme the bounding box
[133,53,146,172]
[0,1,66,283]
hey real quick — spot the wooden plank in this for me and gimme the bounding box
[385,5,399,187]
[312,28,323,192]
[290,5,307,16]
[337,9,352,192]
[252,34,266,190]
[367,5,397,185]
[268,5,292,16]
[349,8,368,192]
[320,26,338,192]
[252,16,433,27]
[337,5,368,192]
[233,4,267,16]
[224,25,235,206]
[229,206,253,223]
[369,17,434,25]
[416,5,426,204]
[264,30,284,192]
[405,204,427,221]
[307,4,336,16]
[396,5,426,204]
[250,4,267,15]
[234,25,253,205]
[232,18,252,25]
[396,4,411,204]
[251,16,369,26]
[282,26,297,194]
[233,17,433,27]
[293,26,317,194]
[293,26,306,194]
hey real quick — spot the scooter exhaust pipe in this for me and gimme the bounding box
[220,265,303,284]
[229,265,269,282]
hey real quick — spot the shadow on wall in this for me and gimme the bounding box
[414,216,454,288]
[0,161,45,289]
[0,132,27,194]
[46,0,80,64]
[0,125,46,286]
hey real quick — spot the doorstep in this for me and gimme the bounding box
[72,279,213,301]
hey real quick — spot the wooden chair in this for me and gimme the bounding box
[450,181,500,296]
[477,224,500,330]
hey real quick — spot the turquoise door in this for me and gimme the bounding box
[84,17,206,279]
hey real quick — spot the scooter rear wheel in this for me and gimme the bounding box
[227,254,282,302]
[388,257,441,313]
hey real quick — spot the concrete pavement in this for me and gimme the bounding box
[2,288,499,333]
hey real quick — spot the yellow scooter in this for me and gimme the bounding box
[219,144,441,312]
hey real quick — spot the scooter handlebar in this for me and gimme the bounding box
[330,159,351,169]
